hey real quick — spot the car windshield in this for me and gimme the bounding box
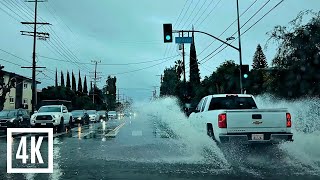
[38,107,61,113]
[0,110,17,118]
[71,111,83,116]
[87,111,96,115]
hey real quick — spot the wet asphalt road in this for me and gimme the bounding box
[0,116,319,180]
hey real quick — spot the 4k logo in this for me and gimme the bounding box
[7,128,53,173]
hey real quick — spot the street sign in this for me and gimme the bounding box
[175,37,193,44]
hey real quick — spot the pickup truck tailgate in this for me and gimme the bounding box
[226,109,288,132]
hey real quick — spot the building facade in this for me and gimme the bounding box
[2,71,40,111]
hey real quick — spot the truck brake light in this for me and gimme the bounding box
[218,113,227,128]
[286,113,292,127]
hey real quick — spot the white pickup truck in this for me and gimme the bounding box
[30,105,72,133]
[189,94,293,144]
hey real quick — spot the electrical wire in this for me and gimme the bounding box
[114,55,179,75]
[38,55,179,65]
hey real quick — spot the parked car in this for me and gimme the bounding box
[0,109,30,131]
[71,110,90,126]
[97,111,107,122]
[87,110,99,123]
[30,105,72,133]
[189,94,293,144]
[108,111,117,120]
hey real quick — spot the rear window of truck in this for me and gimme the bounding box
[208,97,257,110]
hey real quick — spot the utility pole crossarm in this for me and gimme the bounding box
[21,22,51,25]
[173,30,239,51]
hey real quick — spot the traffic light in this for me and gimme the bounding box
[163,24,172,43]
[241,65,249,79]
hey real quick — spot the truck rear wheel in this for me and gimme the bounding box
[57,118,65,133]
[207,123,216,141]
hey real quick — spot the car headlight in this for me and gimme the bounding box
[77,117,81,120]
[10,118,15,123]
[32,116,36,120]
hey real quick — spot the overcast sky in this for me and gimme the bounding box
[0,0,319,102]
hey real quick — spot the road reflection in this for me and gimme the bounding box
[49,138,62,180]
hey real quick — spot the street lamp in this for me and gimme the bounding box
[226,37,235,41]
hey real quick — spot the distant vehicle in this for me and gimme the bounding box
[97,110,107,121]
[31,105,72,133]
[71,110,90,126]
[87,110,99,123]
[108,111,117,120]
[189,94,293,144]
[0,109,30,131]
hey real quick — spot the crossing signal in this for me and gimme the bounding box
[241,65,249,79]
[163,24,172,43]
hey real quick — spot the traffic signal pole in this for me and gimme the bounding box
[171,30,243,93]
[237,0,244,94]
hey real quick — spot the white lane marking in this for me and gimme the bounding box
[106,123,125,137]
[132,130,142,136]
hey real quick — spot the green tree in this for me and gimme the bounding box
[60,71,65,87]
[66,71,71,89]
[160,67,180,96]
[215,60,240,94]
[252,44,268,69]
[267,10,320,98]
[72,71,76,92]
[104,76,117,110]
[78,71,82,93]
[175,60,183,80]
[83,76,88,94]
[189,31,200,85]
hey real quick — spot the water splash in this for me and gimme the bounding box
[255,94,320,175]
[134,97,229,168]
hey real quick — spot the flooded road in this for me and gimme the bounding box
[0,96,319,180]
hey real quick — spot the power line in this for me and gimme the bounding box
[196,0,222,27]
[38,55,179,65]
[187,0,209,28]
[0,58,24,67]
[114,55,179,75]
[164,0,192,62]
[193,0,215,26]
[200,0,286,66]
[0,48,30,64]
[1,1,89,75]
[0,1,29,22]
[14,0,92,72]
[198,0,259,56]
[197,0,271,63]
[180,0,202,29]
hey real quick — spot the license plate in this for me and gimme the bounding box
[41,123,46,126]
[252,134,264,140]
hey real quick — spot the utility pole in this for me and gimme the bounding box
[237,0,243,94]
[156,74,163,83]
[181,32,186,84]
[91,60,101,104]
[152,86,159,99]
[117,89,120,103]
[21,0,50,113]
